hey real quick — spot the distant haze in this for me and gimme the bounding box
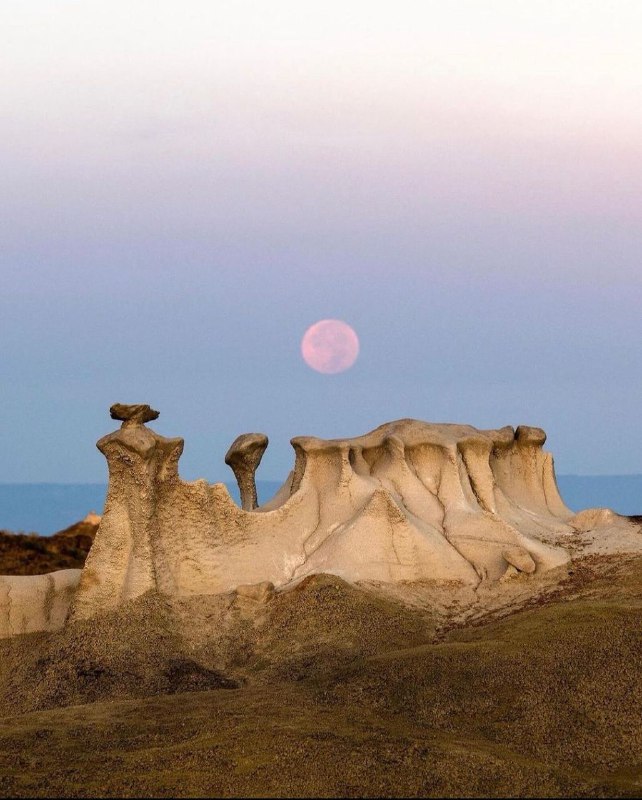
[1,1,641,482]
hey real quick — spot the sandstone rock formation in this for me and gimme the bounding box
[67,409,579,621]
[224,432,268,511]
[0,569,80,639]
[110,403,160,425]
[2,404,641,638]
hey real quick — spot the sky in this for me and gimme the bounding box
[1,0,641,483]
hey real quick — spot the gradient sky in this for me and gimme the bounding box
[1,0,641,483]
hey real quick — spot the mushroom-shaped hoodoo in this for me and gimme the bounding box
[225,433,269,511]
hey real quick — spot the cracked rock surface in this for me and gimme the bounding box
[3,411,642,636]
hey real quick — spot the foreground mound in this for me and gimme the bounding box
[0,574,434,714]
[0,553,640,797]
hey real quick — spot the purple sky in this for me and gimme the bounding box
[1,1,641,482]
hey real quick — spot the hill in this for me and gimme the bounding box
[0,550,640,797]
[0,515,98,575]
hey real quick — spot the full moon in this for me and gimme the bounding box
[301,319,360,374]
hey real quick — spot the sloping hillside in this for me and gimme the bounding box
[0,551,640,797]
[0,515,98,575]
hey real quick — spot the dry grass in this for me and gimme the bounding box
[0,555,640,797]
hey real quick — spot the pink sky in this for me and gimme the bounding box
[1,1,641,481]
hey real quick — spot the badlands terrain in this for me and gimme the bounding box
[0,552,640,797]
[0,407,640,797]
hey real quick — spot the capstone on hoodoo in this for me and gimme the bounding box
[1,403,639,638]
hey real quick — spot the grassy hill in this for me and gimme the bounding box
[0,517,98,575]
[0,548,640,797]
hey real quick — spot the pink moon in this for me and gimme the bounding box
[301,319,360,374]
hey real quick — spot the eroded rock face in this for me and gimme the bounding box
[3,405,640,638]
[70,413,184,621]
[0,570,81,638]
[67,410,581,623]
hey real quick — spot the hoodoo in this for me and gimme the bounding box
[1,404,640,638]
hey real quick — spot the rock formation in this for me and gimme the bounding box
[1,404,640,638]
[110,403,160,425]
[0,570,80,638]
[65,407,589,620]
[224,433,268,511]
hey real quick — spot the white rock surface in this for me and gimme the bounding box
[2,406,640,638]
[0,570,81,639]
[69,414,579,621]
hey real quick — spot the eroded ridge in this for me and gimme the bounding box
[2,406,640,637]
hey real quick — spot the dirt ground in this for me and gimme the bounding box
[0,552,640,798]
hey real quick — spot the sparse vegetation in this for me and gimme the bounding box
[0,552,640,797]
[0,519,97,575]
